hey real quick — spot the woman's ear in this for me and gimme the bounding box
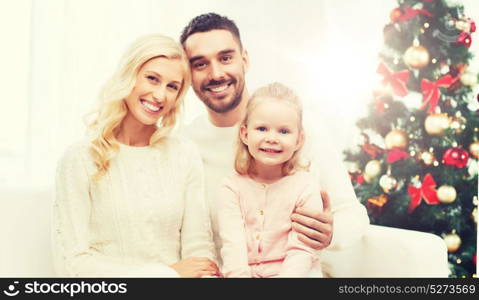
[239,125,249,145]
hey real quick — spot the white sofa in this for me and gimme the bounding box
[0,187,450,277]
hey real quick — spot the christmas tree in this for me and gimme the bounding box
[344,0,478,277]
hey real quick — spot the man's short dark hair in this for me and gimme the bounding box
[180,13,242,48]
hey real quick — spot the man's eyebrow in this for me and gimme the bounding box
[189,49,237,64]
[189,55,204,64]
[219,49,236,55]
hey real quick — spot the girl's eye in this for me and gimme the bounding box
[279,129,290,134]
[168,84,179,91]
[257,126,267,132]
[147,75,159,83]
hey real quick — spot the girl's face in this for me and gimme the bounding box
[124,57,183,127]
[240,98,303,169]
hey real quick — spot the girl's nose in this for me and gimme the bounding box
[265,134,278,143]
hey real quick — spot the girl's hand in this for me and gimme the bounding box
[291,190,333,250]
[170,257,220,278]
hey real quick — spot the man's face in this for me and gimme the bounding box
[183,29,248,114]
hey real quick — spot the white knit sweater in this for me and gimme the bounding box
[52,137,216,277]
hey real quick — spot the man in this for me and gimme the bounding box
[179,13,369,274]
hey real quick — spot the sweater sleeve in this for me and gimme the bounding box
[52,143,179,277]
[307,126,370,250]
[217,177,251,277]
[279,180,321,277]
[180,141,217,262]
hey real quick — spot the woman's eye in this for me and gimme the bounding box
[280,129,290,134]
[147,75,159,83]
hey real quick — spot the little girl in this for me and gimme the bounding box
[217,82,323,278]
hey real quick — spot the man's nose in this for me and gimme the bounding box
[209,61,226,80]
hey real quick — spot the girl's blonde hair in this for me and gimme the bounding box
[234,82,310,177]
[86,34,191,181]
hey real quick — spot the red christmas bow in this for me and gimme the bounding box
[377,63,410,97]
[420,74,456,113]
[407,173,440,213]
[397,6,433,22]
[362,143,385,158]
[469,19,476,33]
[456,32,472,48]
[387,148,409,163]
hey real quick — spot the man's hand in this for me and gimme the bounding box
[291,190,333,250]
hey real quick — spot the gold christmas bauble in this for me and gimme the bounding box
[364,160,382,182]
[379,174,398,193]
[443,233,461,253]
[385,129,409,149]
[455,19,471,32]
[425,113,451,136]
[437,185,457,203]
[404,45,430,69]
[469,141,479,159]
[460,71,478,87]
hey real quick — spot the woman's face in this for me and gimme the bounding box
[124,57,183,126]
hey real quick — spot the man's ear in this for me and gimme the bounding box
[239,124,249,145]
[242,49,250,72]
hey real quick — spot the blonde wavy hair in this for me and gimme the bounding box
[86,34,191,181]
[234,82,310,177]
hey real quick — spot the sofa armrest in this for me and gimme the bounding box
[320,225,450,277]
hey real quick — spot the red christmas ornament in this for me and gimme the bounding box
[407,173,440,213]
[456,32,472,48]
[442,147,470,168]
[349,172,365,185]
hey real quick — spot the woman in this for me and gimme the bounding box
[52,34,218,277]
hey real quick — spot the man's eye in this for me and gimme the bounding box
[257,127,267,132]
[221,56,232,62]
[279,129,290,134]
[193,62,207,69]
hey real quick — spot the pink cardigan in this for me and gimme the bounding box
[217,171,323,277]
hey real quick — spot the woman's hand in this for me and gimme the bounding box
[291,190,333,250]
[170,257,220,278]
